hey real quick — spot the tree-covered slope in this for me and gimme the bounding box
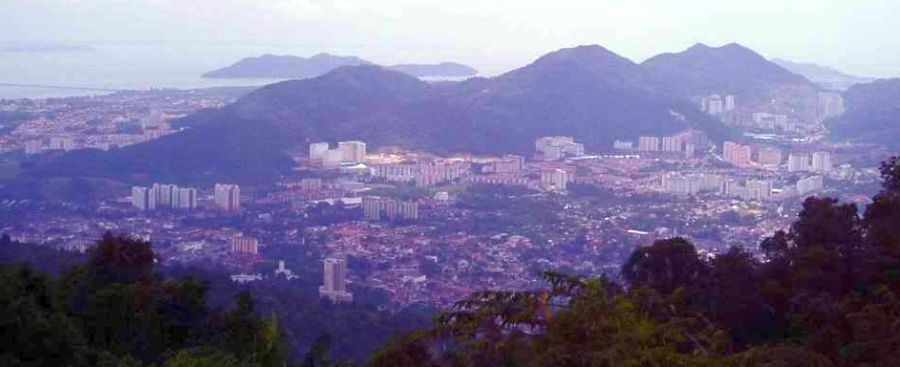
[828,78,900,148]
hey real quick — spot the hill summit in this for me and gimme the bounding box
[24,44,737,185]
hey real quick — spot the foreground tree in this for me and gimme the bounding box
[0,233,289,366]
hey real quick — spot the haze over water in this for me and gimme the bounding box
[0,42,360,99]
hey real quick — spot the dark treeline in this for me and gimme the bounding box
[1,233,289,366]
[370,157,900,367]
[0,235,431,366]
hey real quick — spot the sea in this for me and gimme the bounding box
[0,42,366,99]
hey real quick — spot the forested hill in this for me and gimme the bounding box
[828,78,900,149]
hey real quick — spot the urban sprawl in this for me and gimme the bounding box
[0,89,885,309]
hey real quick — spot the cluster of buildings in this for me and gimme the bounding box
[479,155,526,174]
[749,112,794,131]
[371,159,472,187]
[796,175,825,195]
[614,135,697,158]
[4,82,882,311]
[309,140,367,168]
[1,90,233,155]
[692,91,845,135]
[788,151,833,173]
[23,136,79,154]
[535,136,585,161]
[696,94,736,116]
[661,170,825,201]
[3,132,876,309]
[132,184,198,210]
[214,184,241,213]
[660,173,723,196]
[722,179,774,201]
[723,141,753,166]
[231,233,259,254]
[661,173,775,201]
[722,141,833,173]
[362,196,420,221]
[131,183,241,213]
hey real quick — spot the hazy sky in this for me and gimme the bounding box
[3,0,899,77]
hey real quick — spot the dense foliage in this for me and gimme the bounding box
[827,78,900,148]
[369,157,900,366]
[0,233,290,366]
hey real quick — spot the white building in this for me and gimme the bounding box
[788,153,811,172]
[134,184,197,210]
[541,169,569,191]
[362,196,419,221]
[722,179,773,201]
[322,149,344,169]
[751,112,791,130]
[309,142,330,161]
[811,151,833,173]
[613,140,633,150]
[724,95,736,111]
[24,140,43,155]
[818,92,845,120]
[337,141,367,163]
[214,184,241,213]
[152,183,178,207]
[174,188,198,210]
[535,136,584,160]
[661,173,699,195]
[723,141,751,166]
[756,148,783,167]
[698,94,734,116]
[661,173,722,196]
[274,260,298,280]
[797,176,824,195]
[637,136,660,152]
[132,186,152,210]
[231,233,259,254]
[746,179,774,201]
[48,136,76,151]
[320,258,353,303]
[661,136,683,153]
[482,155,525,174]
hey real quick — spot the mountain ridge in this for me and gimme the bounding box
[642,42,814,96]
[16,44,735,187]
[771,58,875,91]
[641,42,821,123]
[203,53,479,79]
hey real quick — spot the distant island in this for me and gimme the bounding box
[0,44,95,53]
[202,53,478,79]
